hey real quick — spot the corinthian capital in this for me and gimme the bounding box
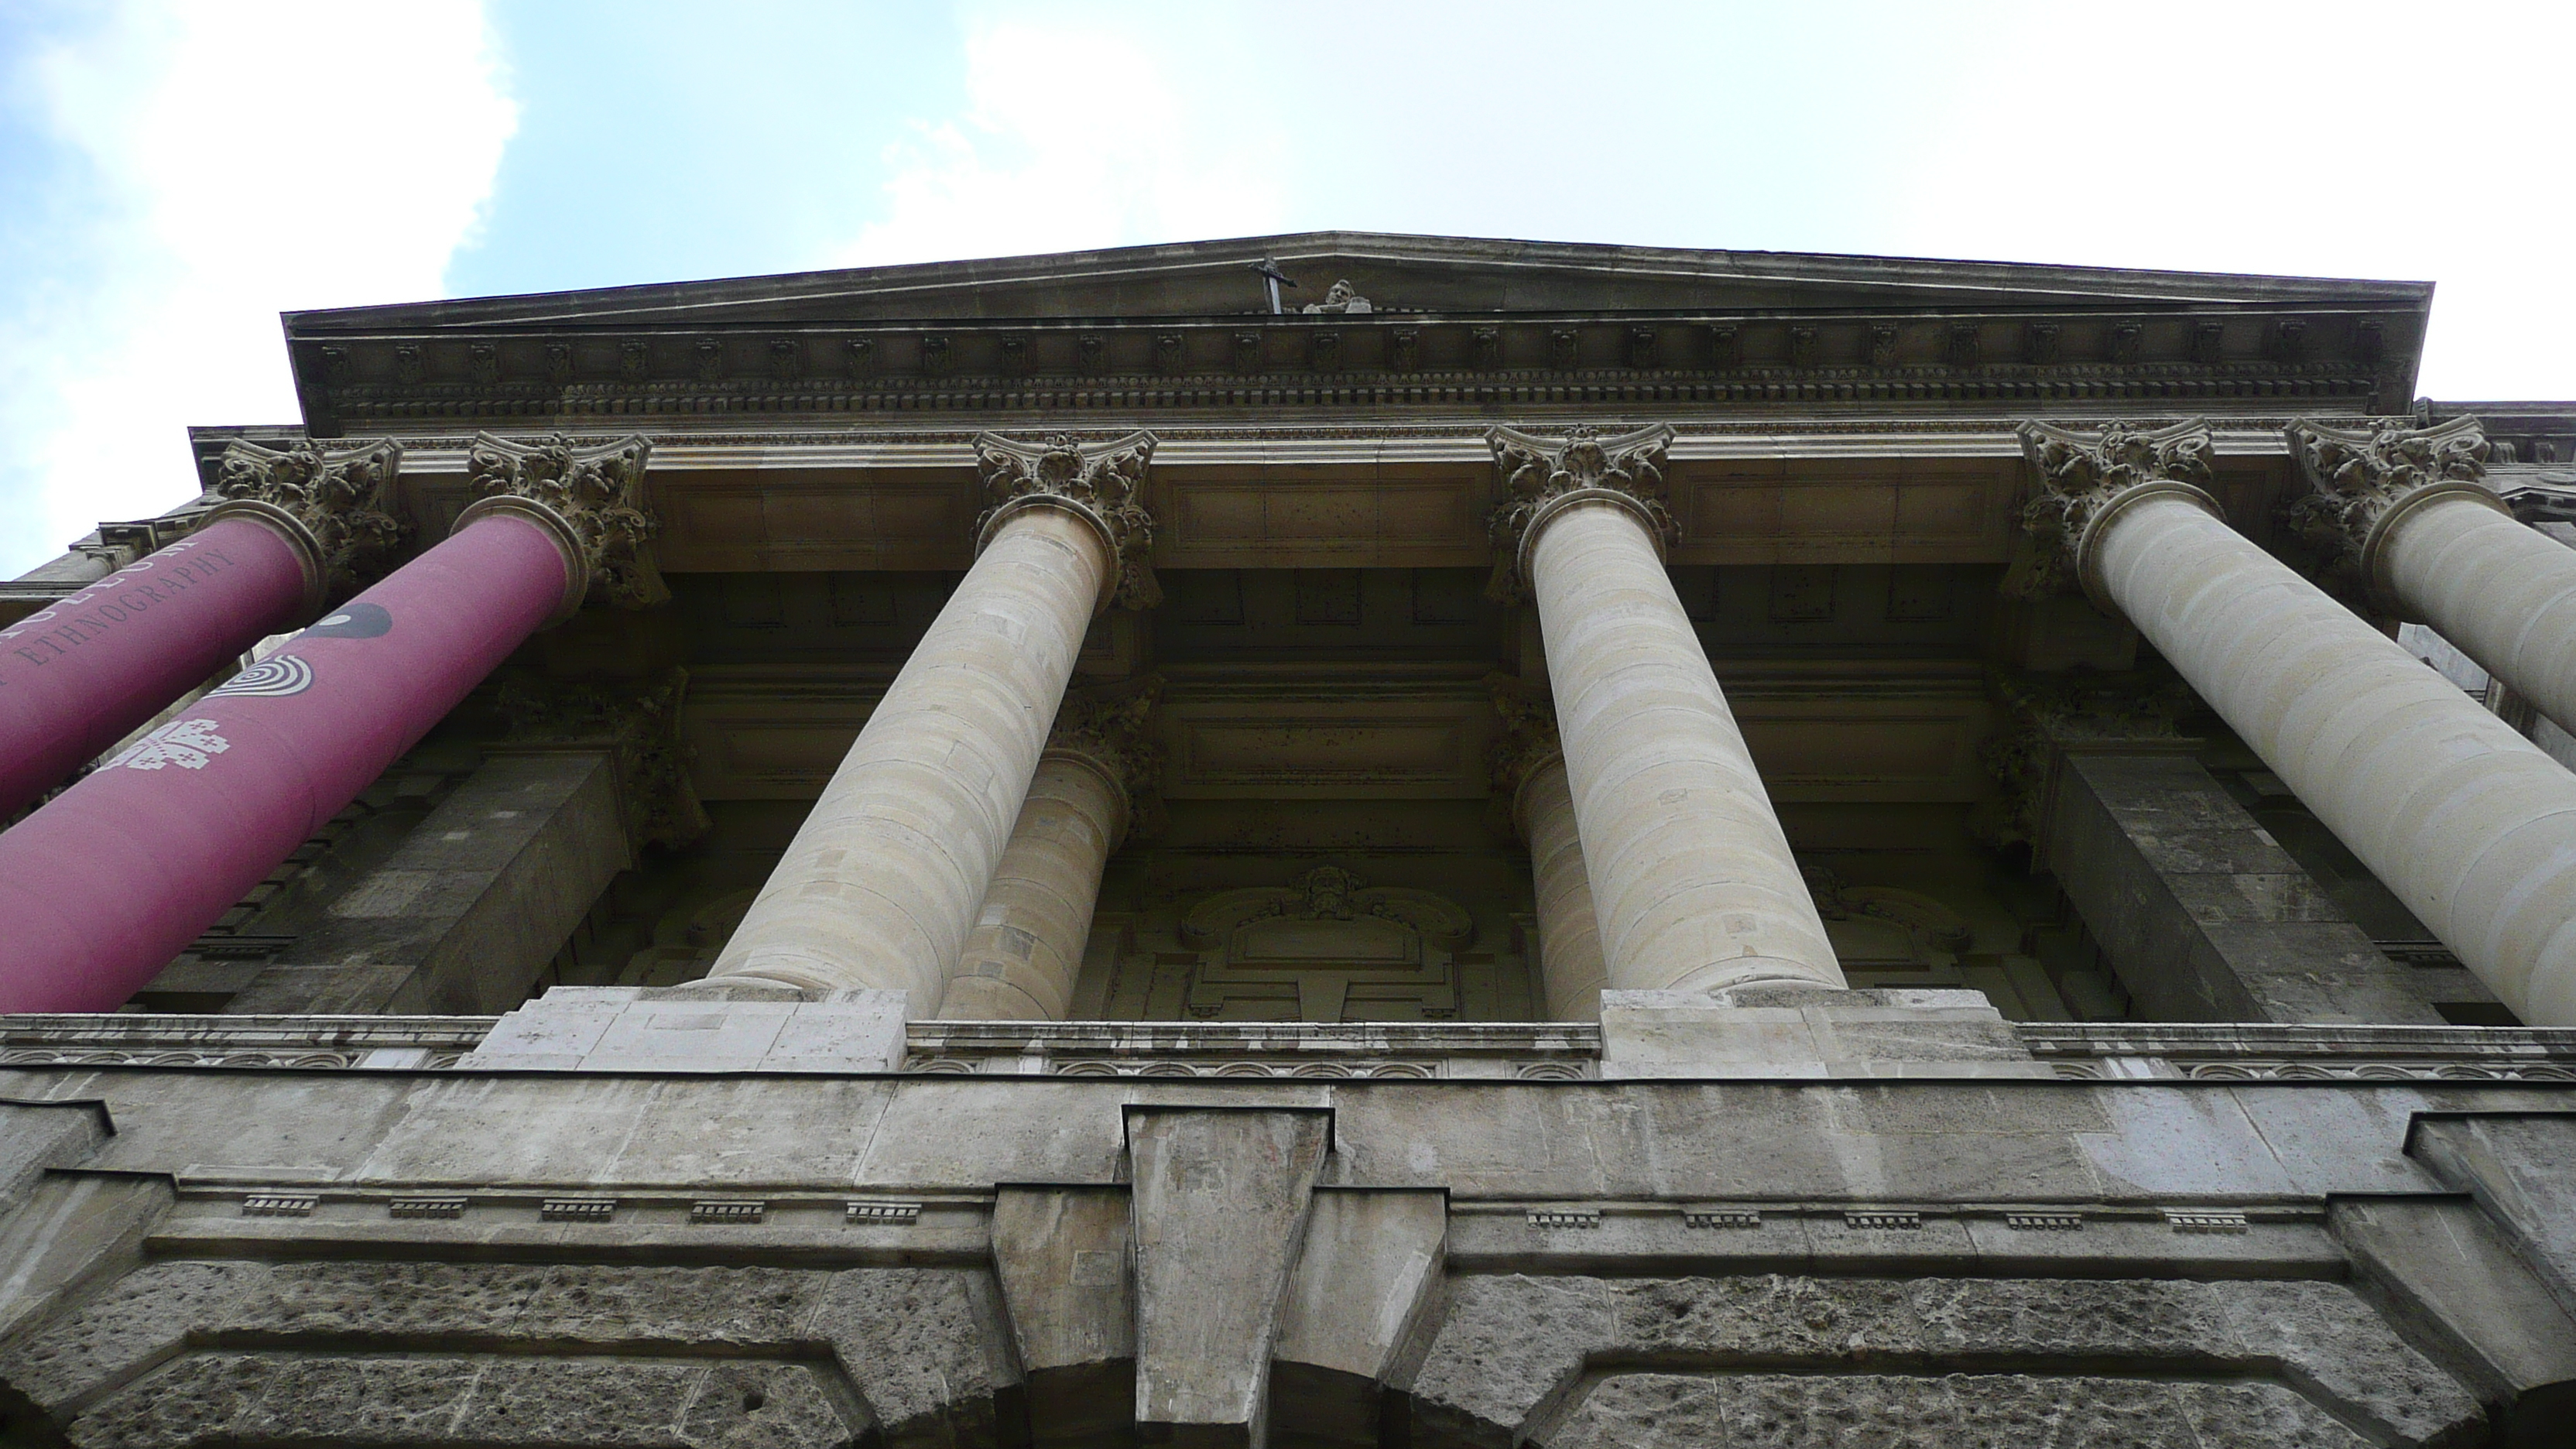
[1484,423,1677,601]
[208,437,409,612]
[2013,419,2219,607]
[461,433,664,618]
[974,430,1160,611]
[1046,677,1164,842]
[1485,675,1565,838]
[2286,416,2502,607]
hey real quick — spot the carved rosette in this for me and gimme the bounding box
[1485,675,1564,838]
[973,430,1160,612]
[2285,416,2502,611]
[1971,673,2197,855]
[460,433,663,622]
[1484,423,1679,601]
[207,438,409,615]
[1045,677,1164,844]
[494,666,708,851]
[2012,419,2221,608]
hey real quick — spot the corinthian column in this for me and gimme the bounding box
[2021,420,2576,1027]
[710,432,1158,1005]
[1488,424,1842,995]
[0,439,406,817]
[1491,683,1609,1019]
[939,681,1160,1020]
[0,433,658,1013]
[2287,416,2576,737]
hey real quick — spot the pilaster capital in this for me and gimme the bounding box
[1484,423,1678,601]
[2286,416,2505,611]
[206,437,409,615]
[493,666,708,851]
[460,433,664,622]
[1485,675,1564,837]
[973,430,1160,613]
[2013,419,2221,610]
[1044,677,1164,844]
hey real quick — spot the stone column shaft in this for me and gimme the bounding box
[1517,756,1609,1019]
[1495,424,1843,996]
[2031,420,2576,1026]
[2382,498,2576,736]
[712,430,1154,1004]
[940,752,1125,1020]
[2292,417,2576,738]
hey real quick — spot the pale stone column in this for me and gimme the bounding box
[2023,420,2576,1027]
[1489,425,1843,996]
[2289,416,2576,738]
[711,432,1158,1004]
[938,683,1159,1020]
[1492,683,1608,1019]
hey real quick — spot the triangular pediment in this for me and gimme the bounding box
[287,231,2428,335]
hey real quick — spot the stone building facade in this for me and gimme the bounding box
[0,233,2568,1446]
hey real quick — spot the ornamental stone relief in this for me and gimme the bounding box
[1484,422,1679,601]
[971,430,1161,611]
[2285,414,2499,604]
[464,431,665,610]
[2011,418,2215,604]
[211,437,409,605]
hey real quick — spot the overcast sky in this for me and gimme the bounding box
[2,0,2568,575]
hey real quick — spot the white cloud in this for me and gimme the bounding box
[838,13,1286,269]
[0,0,516,574]
[1893,0,2576,399]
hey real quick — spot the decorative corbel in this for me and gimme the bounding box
[206,437,409,618]
[1483,422,1678,603]
[458,432,663,622]
[2284,416,2501,615]
[493,666,708,852]
[972,430,1161,612]
[2010,419,2221,608]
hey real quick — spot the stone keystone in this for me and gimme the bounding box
[974,430,1160,612]
[2012,418,2219,608]
[461,431,663,618]
[1484,423,1677,601]
[207,437,409,613]
[1126,1105,1331,1447]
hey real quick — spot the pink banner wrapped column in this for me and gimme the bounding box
[0,512,570,1013]
[0,516,313,817]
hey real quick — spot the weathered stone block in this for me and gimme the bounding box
[1406,1275,1610,1447]
[1,1259,268,1410]
[810,1268,1015,1447]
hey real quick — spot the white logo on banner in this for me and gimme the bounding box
[110,718,231,772]
[207,655,313,699]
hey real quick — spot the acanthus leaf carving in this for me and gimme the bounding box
[211,437,410,608]
[973,430,1161,611]
[2285,416,2498,606]
[1971,671,2197,855]
[494,666,708,851]
[464,432,665,612]
[1485,673,1563,838]
[1048,677,1165,842]
[2011,418,2215,604]
[1484,423,1679,602]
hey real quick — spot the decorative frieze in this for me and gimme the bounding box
[210,437,408,610]
[494,666,711,851]
[1483,423,1678,601]
[972,430,1161,610]
[2284,415,2501,606]
[2012,418,2218,605]
[461,431,664,613]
